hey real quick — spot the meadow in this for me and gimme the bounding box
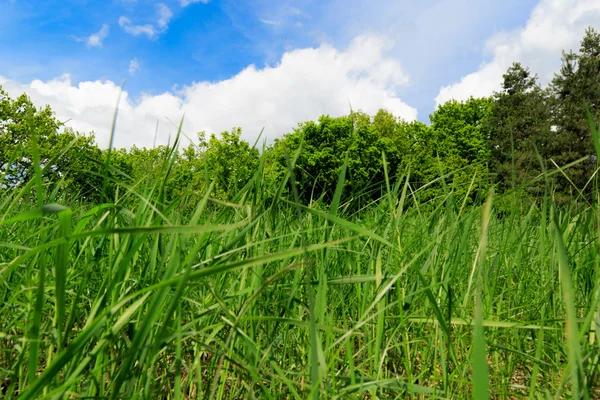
[1,128,600,399]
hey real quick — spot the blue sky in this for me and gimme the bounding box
[0,0,597,148]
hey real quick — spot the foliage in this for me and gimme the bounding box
[1,137,600,398]
[202,128,260,199]
[267,106,494,209]
[0,86,104,201]
[424,97,493,206]
[549,27,600,202]
[484,63,552,197]
[268,112,386,205]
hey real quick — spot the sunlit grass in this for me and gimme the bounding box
[1,130,600,399]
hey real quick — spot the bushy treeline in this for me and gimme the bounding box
[2,28,600,208]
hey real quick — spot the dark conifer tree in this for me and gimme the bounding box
[484,63,551,197]
[550,27,600,202]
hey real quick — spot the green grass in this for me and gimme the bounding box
[1,138,600,399]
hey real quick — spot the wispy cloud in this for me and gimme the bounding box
[87,24,110,47]
[259,18,280,26]
[119,17,155,38]
[119,3,172,39]
[179,0,209,7]
[287,7,305,17]
[71,24,110,48]
[156,3,172,29]
[128,58,142,76]
[252,5,307,33]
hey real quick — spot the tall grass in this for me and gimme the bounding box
[1,127,600,399]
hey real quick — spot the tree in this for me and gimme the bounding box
[427,97,494,205]
[0,86,62,186]
[269,111,394,206]
[372,109,413,177]
[550,27,600,201]
[397,121,438,199]
[484,63,552,197]
[53,129,104,201]
[203,128,259,199]
[170,141,208,198]
[0,86,105,201]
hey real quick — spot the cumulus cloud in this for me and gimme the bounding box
[128,59,142,76]
[179,0,209,7]
[0,35,416,149]
[435,0,600,105]
[119,3,172,39]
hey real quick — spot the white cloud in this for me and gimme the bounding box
[71,24,110,48]
[179,0,209,7]
[435,0,600,105]
[119,3,172,39]
[128,59,142,76]
[156,3,172,29]
[0,35,416,149]
[259,18,280,26]
[87,24,110,47]
[118,17,156,38]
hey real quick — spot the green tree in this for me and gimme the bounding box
[53,129,104,201]
[397,121,438,197]
[269,111,393,206]
[268,115,348,204]
[372,109,413,177]
[427,97,494,205]
[203,128,260,199]
[170,141,208,198]
[484,63,552,197]
[0,86,62,186]
[0,86,105,201]
[550,27,600,201]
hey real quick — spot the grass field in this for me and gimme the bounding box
[1,134,600,399]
